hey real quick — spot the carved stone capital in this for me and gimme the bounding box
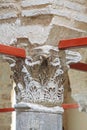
[2,38,81,107]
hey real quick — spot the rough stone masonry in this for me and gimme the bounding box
[0,0,87,130]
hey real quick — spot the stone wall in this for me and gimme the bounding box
[0,0,87,46]
[0,62,13,130]
[0,0,87,130]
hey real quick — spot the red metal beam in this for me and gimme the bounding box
[0,108,15,112]
[0,44,26,58]
[58,37,87,71]
[70,62,87,71]
[58,37,87,50]
[0,104,79,112]
[62,104,79,109]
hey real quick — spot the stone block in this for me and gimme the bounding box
[0,12,17,20]
[0,102,12,108]
[63,1,87,12]
[69,0,87,4]
[1,94,11,101]
[16,111,62,130]
[21,0,54,7]
[0,115,11,124]
[0,62,12,87]
[0,125,11,130]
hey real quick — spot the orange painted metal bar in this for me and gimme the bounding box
[62,104,79,109]
[70,62,87,71]
[58,37,87,50]
[0,44,26,58]
[0,104,79,112]
[0,108,15,112]
[58,37,87,71]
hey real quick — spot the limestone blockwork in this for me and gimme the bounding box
[0,0,87,130]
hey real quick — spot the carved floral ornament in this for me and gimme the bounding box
[2,38,81,107]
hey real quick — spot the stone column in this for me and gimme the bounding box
[0,0,83,130]
[3,39,81,130]
[15,103,63,130]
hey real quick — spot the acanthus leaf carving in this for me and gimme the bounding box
[2,38,81,107]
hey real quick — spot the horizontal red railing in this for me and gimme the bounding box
[70,62,87,71]
[58,37,87,50]
[62,104,79,109]
[0,104,79,112]
[0,44,26,58]
[58,37,87,71]
[0,108,15,112]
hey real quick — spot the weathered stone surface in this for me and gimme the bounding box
[16,111,62,130]
[0,0,87,130]
[0,12,17,20]
[0,62,12,86]
[69,0,87,4]
[0,62,13,129]
[4,44,67,106]
[3,37,81,108]
[21,5,87,24]
[68,47,87,112]
[21,0,54,7]
[0,23,85,46]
